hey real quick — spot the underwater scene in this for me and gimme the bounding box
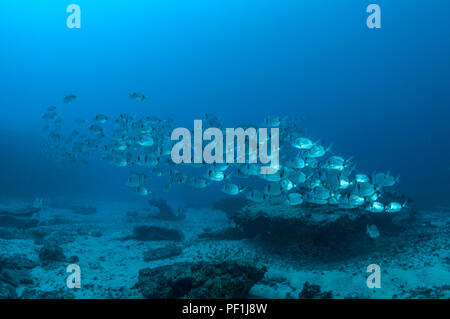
[0,1,449,301]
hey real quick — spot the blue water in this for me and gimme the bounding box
[1,1,449,207]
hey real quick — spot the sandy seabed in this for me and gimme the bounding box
[0,199,449,299]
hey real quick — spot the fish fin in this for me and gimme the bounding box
[239,186,249,193]
[326,144,333,154]
[344,156,353,166]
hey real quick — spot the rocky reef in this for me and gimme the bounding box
[148,198,185,221]
[0,254,38,298]
[1,199,447,299]
[0,206,40,229]
[127,225,185,242]
[138,261,266,299]
[233,202,398,243]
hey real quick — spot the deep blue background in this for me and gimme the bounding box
[0,1,449,208]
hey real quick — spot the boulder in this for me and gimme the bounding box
[0,206,40,218]
[0,254,39,271]
[72,205,97,215]
[0,254,37,298]
[0,280,17,298]
[198,227,248,241]
[0,228,19,240]
[129,225,184,242]
[0,215,39,229]
[232,202,396,245]
[148,198,185,221]
[138,261,265,299]
[38,243,67,265]
[298,282,333,299]
[143,244,183,262]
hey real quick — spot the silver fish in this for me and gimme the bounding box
[63,94,77,103]
[221,183,245,195]
[385,202,406,213]
[94,114,108,124]
[245,189,268,203]
[366,201,384,213]
[264,182,283,197]
[136,186,151,196]
[291,137,315,150]
[130,92,146,101]
[356,183,376,197]
[189,177,210,189]
[366,224,380,238]
[285,193,303,206]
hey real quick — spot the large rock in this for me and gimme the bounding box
[138,261,266,299]
[232,202,396,245]
[0,228,19,240]
[198,227,248,241]
[38,243,67,265]
[0,206,40,218]
[0,215,39,229]
[0,254,39,271]
[143,244,183,262]
[0,254,38,298]
[129,226,184,242]
[298,282,333,299]
[71,205,97,215]
[148,198,185,221]
[0,280,17,298]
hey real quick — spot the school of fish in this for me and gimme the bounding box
[41,94,406,216]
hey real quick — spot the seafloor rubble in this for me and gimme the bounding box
[0,198,449,299]
[138,261,265,298]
